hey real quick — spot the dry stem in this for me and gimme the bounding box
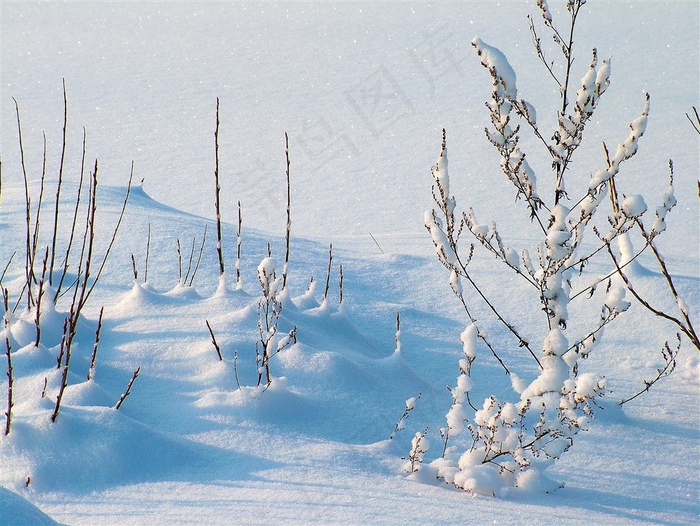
[283,132,291,289]
[214,97,225,277]
[115,367,140,410]
[205,320,223,361]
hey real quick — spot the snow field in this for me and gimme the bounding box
[1,1,699,524]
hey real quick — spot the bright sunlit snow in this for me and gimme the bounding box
[1,2,699,525]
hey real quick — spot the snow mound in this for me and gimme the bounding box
[0,487,61,526]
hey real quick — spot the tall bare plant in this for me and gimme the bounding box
[282,133,292,290]
[49,79,69,285]
[6,87,133,424]
[3,289,13,436]
[214,98,225,280]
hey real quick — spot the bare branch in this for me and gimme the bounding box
[49,79,69,285]
[620,335,680,405]
[115,367,141,410]
[4,289,13,435]
[283,132,291,290]
[685,106,700,135]
[86,306,104,381]
[214,97,225,277]
[205,319,223,362]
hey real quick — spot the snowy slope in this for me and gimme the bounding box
[2,2,699,525]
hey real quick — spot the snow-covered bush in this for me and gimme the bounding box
[420,0,693,495]
[391,391,421,440]
[403,427,429,475]
[255,256,297,387]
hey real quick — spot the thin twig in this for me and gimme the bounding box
[439,218,539,370]
[395,311,401,354]
[569,236,651,303]
[283,132,291,290]
[214,97,225,277]
[49,79,68,285]
[620,335,680,405]
[4,289,13,435]
[390,391,421,440]
[0,253,15,287]
[115,367,140,410]
[685,106,700,135]
[176,238,183,284]
[55,127,87,303]
[189,224,207,287]
[145,223,151,283]
[233,348,241,390]
[70,160,98,322]
[51,310,74,422]
[235,202,242,288]
[323,243,333,302]
[339,263,344,304]
[205,319,223,361]
[83,162,134,304]
[30,133,47,290]
[55,317,68,369]
[13,98,34,309]
[559,1,583,115]
[631,186,698,350]
[183,236,197,285]
[606,240,698,350]
[34,247,49,347]
[528,15,561,87]
[87,306,104,381]
[369,232,385,254]
[4,334,12,436]
[131,254,138,281]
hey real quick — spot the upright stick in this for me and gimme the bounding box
[339,264,344,304]
[236,202,242,289]
[115,367,140,410]
[87,306,104,381]
[4,289,13,435]
[49,79,68,285]
[214,98,225,277]
[13,98,34,309]
[34,247,49,347]
[144,223,151,283]
[54,127,87,303]
[323,243,333,302]
[283,133,291,290]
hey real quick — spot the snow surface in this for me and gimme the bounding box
[2,2,699,525]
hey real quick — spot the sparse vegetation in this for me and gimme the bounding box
[0,5,696,520]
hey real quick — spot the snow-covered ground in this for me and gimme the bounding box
[1,2,698,524]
